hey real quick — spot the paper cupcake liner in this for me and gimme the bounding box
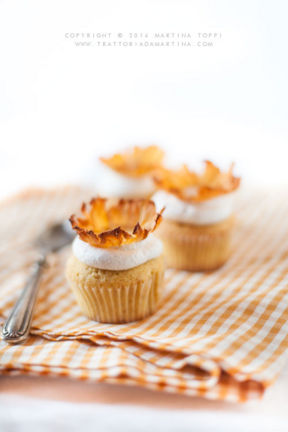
[157,217,234,271]
[67,256,164,323]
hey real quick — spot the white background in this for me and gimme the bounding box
[0,1,288,431]
[0,0,288,199]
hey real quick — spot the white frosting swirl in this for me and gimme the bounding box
[96,163,155,198]
[153,190,235,225]
[73,234,163,270]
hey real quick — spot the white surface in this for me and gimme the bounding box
[0,397,285,432]
[153,190,235,224]
[73,234,163,270]
[1,368,288,432]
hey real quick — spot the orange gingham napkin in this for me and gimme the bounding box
[1,186,288,402]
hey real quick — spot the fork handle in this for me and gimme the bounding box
[2,257,46,344]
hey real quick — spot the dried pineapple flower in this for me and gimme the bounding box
[153,161,240,202]
[100,145,165,177]
[70,197,163,248]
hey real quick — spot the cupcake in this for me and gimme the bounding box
[66,197,164,323]
[98,145,164,199]
[152,161,240,271]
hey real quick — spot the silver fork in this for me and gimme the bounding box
[2,221,75,344]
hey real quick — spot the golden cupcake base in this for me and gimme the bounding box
[156,217,234,272]
[66,255,164,323]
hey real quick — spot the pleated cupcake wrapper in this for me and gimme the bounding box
[70,271,163,323]
[157,219,233,271]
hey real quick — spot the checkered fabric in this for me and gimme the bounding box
[1,186,288,402]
